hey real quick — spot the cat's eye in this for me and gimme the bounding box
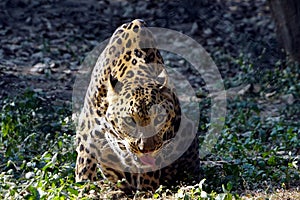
[154,114,165,125]
[124,116,136,127]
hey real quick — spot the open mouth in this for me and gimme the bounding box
[139,154,156,166]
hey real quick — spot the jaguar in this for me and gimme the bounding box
[75,19,200,192]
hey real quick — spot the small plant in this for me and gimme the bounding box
[0,52,299,199]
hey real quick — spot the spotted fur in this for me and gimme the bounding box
[75,19,200,192]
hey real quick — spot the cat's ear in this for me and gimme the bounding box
[157,69,168,89]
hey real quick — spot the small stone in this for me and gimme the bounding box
[50,62,58,68]
[31,52,44,59]
[63,53,71,59]
[281,94,294,105]
[203,28,212,35]
[190,22,199,35]
[253,84,261,93]
[265,91,276,98]
[63,69,71,75]
[30,63,47,73]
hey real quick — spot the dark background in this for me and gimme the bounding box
[0,0,284,104]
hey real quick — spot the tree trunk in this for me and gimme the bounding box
[268,0,300,62]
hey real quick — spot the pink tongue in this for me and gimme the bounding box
[140,155,155,166]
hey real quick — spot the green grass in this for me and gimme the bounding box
[0,57,299,199]
[0,90,77,199]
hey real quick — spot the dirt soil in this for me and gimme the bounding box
[0,0,283,106]
[2,0,299,198]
